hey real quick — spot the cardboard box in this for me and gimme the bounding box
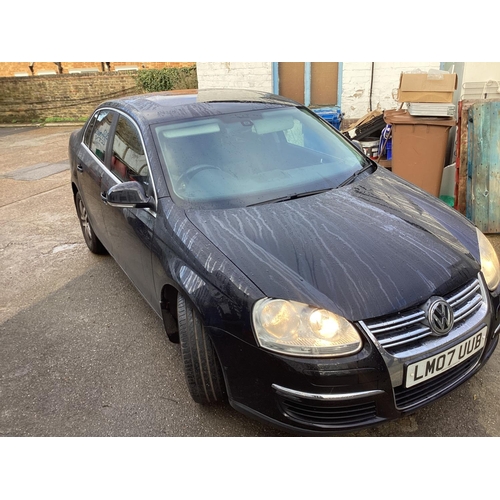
[398,73,458,103]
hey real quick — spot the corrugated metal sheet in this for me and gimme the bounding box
[467,100,500,233]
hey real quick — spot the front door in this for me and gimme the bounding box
[99,113,156,308]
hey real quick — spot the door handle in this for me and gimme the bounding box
[76,164,83,173]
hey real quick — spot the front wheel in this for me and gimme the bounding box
[178,295,226,405]
[75,191,106,254]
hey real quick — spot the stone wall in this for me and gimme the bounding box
[0,73,143,123]
[0,62,195,78]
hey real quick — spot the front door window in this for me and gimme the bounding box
[111,115,151,195]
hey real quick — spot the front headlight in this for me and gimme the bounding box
[252,298,363,357]
[476,228,500,291]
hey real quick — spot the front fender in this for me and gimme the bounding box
[152,197,263,344]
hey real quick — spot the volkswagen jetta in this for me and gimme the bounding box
[69,89,500,435]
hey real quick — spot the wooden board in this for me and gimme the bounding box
[467,100,500,233]
[457,100,476,214]
[457,98,500,216]
[311,63,338,106]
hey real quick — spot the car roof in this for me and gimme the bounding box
[99,89,302,124]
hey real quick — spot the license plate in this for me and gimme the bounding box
[405,328,487,388]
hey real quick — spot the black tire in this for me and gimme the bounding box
[177,295,226,405]
[75,191,106,255]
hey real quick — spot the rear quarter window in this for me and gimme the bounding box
[83,112,98,147]
[88,110,114,163]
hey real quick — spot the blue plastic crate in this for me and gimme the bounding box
[311,107,342,130]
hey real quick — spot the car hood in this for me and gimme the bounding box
[185,168,480,321]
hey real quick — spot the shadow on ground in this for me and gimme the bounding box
[1,256,497,437]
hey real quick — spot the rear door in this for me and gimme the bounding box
[76,109,116,247]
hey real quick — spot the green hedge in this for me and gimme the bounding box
[136,66,198,92]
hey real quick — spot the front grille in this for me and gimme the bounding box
[394,352,481,409]
[361,278,484,355]
[278,396,377,428]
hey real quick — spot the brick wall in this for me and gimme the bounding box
[0,73,143,123]
[196,62,273,91]
[0,62,195,78]
[341,62,441,120]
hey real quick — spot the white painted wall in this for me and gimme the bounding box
[462,62,500,85]
[196,62,273,91]
[341,62,441,120]
[460,62,500,100]
[443,62,500,100]
[196,62,448,121]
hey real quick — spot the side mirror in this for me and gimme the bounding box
[105,181,154,209]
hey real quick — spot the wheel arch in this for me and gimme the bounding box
[160,283,180,343]
[159,277,216,341]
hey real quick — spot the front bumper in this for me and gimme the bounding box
[209,277,500,435]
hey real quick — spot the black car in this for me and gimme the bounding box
[69,89,500,435]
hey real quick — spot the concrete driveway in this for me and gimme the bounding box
[1,126,499,436]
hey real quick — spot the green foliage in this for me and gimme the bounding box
[136,66,198,93]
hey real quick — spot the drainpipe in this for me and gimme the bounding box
[29,62,34,76]
[369,62,374,111]
[272,62,279,94]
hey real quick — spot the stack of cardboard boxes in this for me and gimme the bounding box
[383,72,458,197]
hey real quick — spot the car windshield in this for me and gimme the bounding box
[153,106,370,209]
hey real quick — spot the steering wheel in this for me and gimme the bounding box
[177,164,222,185]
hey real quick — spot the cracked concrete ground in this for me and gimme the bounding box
[0,126,95,324]
[0,125,498,437]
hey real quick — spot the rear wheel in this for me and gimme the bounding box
[178,295,226,404]
[75,191,106,254]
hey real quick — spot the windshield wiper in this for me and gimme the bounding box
[248,188,333,207]
[337,163,374,188]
